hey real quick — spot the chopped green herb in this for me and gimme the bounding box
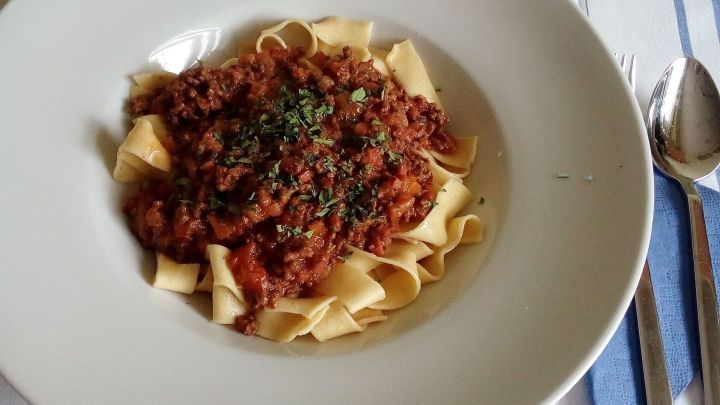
[299,194,313,201]
[340,161,353,174]
[435,87,442,92]
[221,84,228,92]
[222,156,253,166]
[228,204,242,215]
[479,197,485,205]
[303,230,314,239]
[267,161,281,179]
[247,191,256,204]
[387,150,403,161]
[209,196,224,210]
[440,188,447,193]
[313,137,335,146]
[350,87,368,103]
[276,224,303,236]
[213,131,223,143]
[339,251,353,261]
[425,200,439,208]
[305,153,319,165]
[323,157,336,173]
[316,207,331,217]
[371,119,382,126]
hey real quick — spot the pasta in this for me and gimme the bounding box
[115,17,485,343]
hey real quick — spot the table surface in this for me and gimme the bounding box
[0,0,717,403]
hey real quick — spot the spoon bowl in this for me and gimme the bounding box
[648,58,720,190]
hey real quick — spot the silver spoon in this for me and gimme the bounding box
[648,57,720,404]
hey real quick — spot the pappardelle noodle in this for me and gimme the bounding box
[114,17,483,342]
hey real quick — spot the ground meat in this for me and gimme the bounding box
[123,46,458,334]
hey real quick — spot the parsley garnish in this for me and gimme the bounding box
[371,119,382,126]
[313,137,335,146]
[387,150,403,161]
[303,230,314,239]
[209,196,224,210]
[316,189,340,217]
[340,161,353,174]
[350,87,368,103]
[316,207,332,217]
[276,224,303,236]
[213,131,224,144]
[228,204,242,215]
[339,251,353,261]
[323,157,336,173]
[267,161,281,179]
[222,156,253,166]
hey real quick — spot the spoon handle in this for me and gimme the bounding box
[687,194,720,404]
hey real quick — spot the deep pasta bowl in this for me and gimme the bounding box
[0,1,652,404]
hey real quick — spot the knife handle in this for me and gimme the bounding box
[635,261,672,405]
[688,194,720,405]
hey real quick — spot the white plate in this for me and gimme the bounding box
[0,1,652,403]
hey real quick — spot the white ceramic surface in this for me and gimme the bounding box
[0,1,652,404]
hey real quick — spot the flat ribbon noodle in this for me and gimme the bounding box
[429,136,478,170]
[129,71,176,98]
[220,57,238,69]
[207,244,247,324]
[131,114,169,142]
[152,253,200,294]
[314,262,385,314]
[316,40,372,62]
[394,178,473,246]
[369,46,392,77]
[310,301,365,342]
[194,265,213,293]
[256,19,318,58]
[351,308,387,326]
[386,39,442,108]
[344,246,421,311]
[310,17,373,62]
[418,215,484,282]
[311,17,373,48]
[419,150,470,188]
[113,118,172,182]
[256,297,335,343]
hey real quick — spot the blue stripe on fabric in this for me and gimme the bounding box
[587,302,645,405]
[673,0,694,57]
[712,0,720,43]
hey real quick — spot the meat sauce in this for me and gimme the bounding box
[126,46,457,334]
